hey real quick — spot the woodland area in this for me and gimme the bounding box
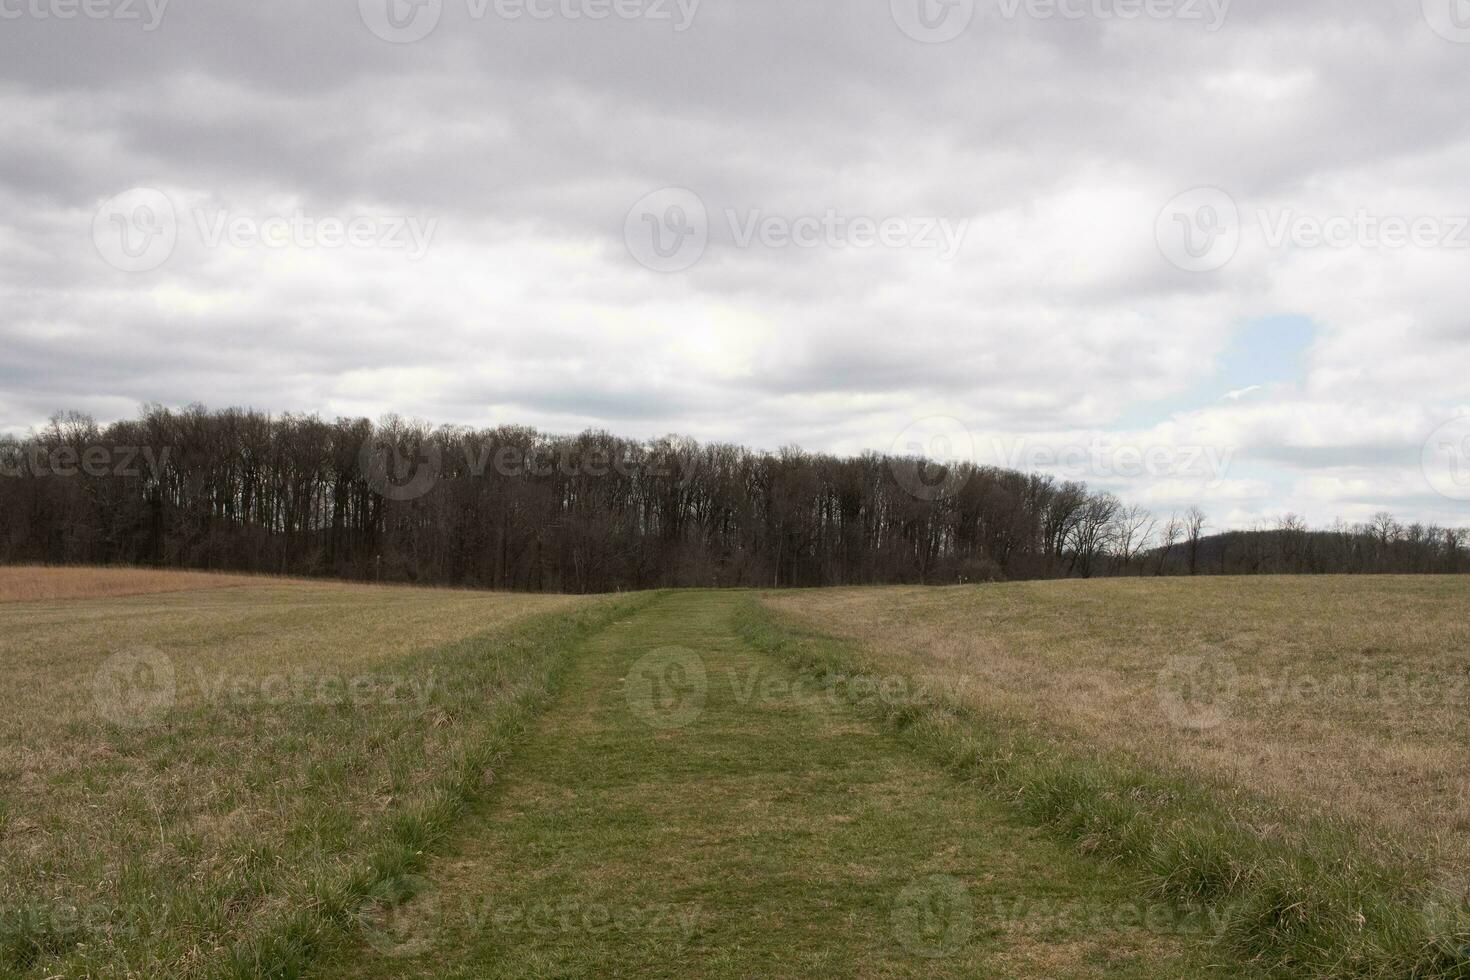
[0,407,1464,592]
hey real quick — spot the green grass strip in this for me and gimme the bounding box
[210,594,654,980]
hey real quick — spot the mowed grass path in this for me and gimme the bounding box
[313,592,1245,979]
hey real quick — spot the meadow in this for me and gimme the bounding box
[0,568,627,977]
[763,577,1470,870]
[2,568,1467,978]
[755,577,1470,977]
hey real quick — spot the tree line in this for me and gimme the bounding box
[0,407,1463,592]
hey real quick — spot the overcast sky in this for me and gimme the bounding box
[3,0,1469,528]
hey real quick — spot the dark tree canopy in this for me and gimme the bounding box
[0,407,1463,592]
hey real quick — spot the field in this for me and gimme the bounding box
[756,576,1470,977]
[766,577,1470,870]
[0,568,619,977]
[2,568,1467,978]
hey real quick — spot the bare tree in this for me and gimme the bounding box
[2,405,1465,591]
[1068,493,1121,578]
[1112,504,1156,574]
[1185,506,1208,576]
[1154,512,1181,576]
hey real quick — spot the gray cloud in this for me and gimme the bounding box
[3,0,1469,526]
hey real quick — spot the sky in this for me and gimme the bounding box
[2,0,1469,529]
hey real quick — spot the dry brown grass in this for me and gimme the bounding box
[766,576,1470,870]
[0,572,596,975]
[0,565,268,603]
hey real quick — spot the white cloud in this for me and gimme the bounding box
[1,0,1467,528]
